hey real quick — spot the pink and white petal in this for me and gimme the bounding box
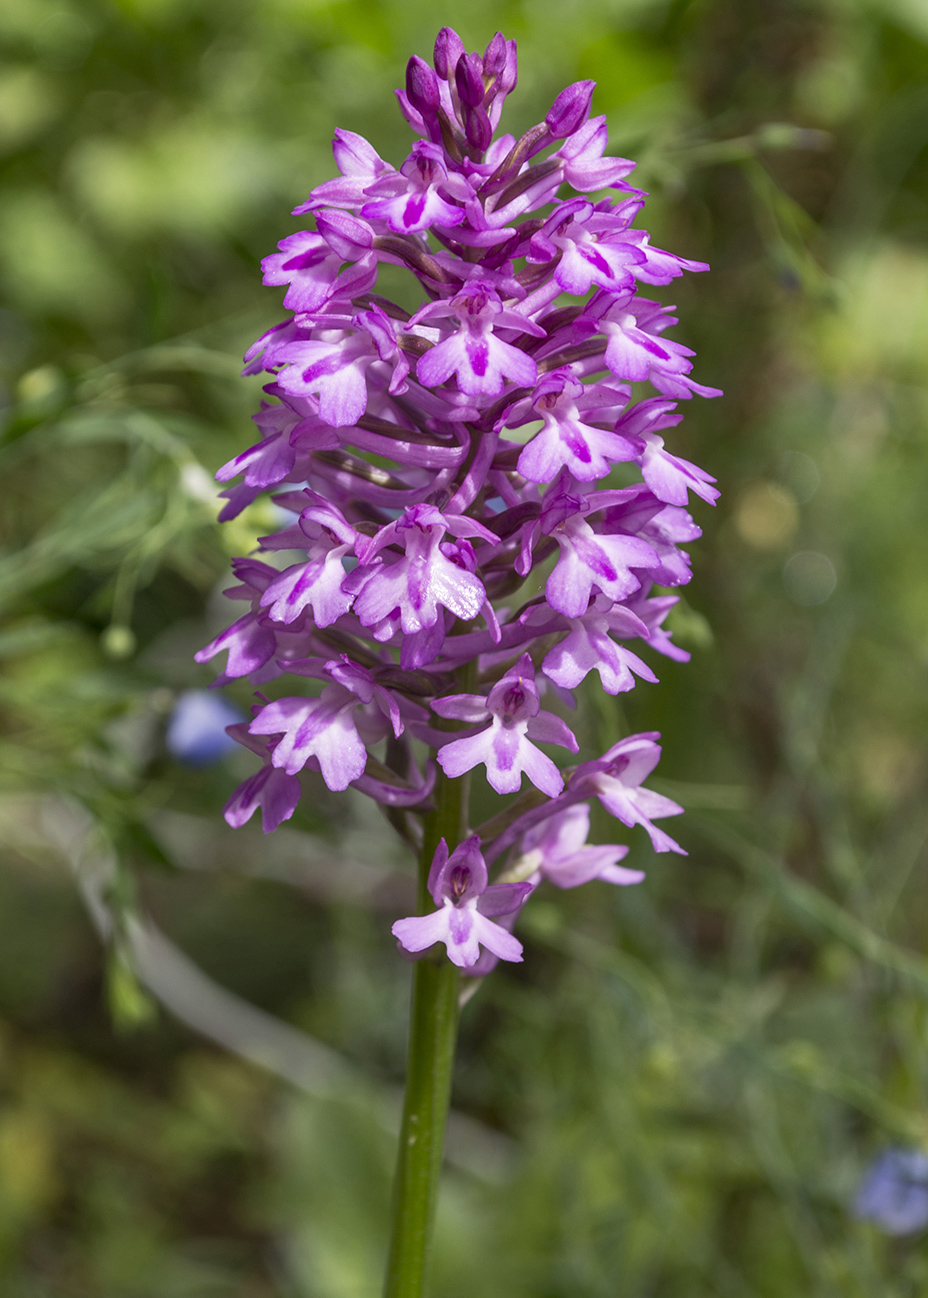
[436,727,496,780]
[477,881,533,918]
[223,766,300,834]
[416,334,469,389]
[525,711,579,751]
[517,742,565,798]
[314,363,370,428]
[596,861,646,885]
[310,709,368,790]
[604,327,672,382]
[429,555,486,621]
[601,735,663,786]
[543,625,607,690]
[485,724,527,794]
[470,911,524,963]
[447,905,481,966]
[632,787,685,820]
[392,907,451,954]
[431,694,491,723]
[516,424,568,483]
[491,336,538,388]
[546,547,595,618]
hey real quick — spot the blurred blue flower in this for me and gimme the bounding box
[854,1148,928,1235]
[165,690,244,766]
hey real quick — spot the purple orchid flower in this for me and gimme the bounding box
[433,653,577,796]
[542,597,658,694]
[392,835,532,967]
[516,803,644,888]
[249,656,402,788]
[414,283,543,398]
[361,141,472,234]
[573,733,686,854]
[201,25,720,974]
[531,472,660,618]
[222,724,303,833]
[511,369,638,484]
[347,502,496,644]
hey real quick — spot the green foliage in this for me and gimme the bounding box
[1,0,928,1293]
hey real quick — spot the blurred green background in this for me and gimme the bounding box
[1,0,928,1293]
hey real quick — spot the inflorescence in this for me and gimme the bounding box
[197,27,720,974]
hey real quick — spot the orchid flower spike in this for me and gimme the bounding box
[200,24,719,972]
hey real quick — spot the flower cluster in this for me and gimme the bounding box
[199,28,719,971]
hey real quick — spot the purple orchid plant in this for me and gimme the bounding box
[198,27,718,1294]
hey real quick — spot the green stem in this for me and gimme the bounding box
[382,768,467,1298]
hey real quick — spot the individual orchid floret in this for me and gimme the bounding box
[392,835,531,967]
[294,129,395,212]
[259,532,355,629]
[274,302,409,427]
[414,283,542,399]
[550,115,637,192]
[348,502,496,650]
[433,652,578,796]
[532,472,660,617]
[261,231,345,314]
[513,803,645,888]
[623,231,711,285]
[214,401,335,492]
[596,293,698,386]
[634,431,720,507]
[589,293,723,400]
[249,657,402,789]
[223,724,302,834]
[361,142,471,234]
[512,369,638,483]
[542,597,658,695]
[194,558,280,679]
[528,199,647,297]
[573,732,686,854]
[625,591,691,662]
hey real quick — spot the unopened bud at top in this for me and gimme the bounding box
[483,32,507,77]
[455,52,486,107]
[483,32,518,97]
[545,79,596,139]
[406,55,441,113]
[434,26,465,80]
[497,40,518,94]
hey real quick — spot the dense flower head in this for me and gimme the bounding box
[200,28,719,971]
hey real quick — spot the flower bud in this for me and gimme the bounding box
[315,209,374,258]
[455,52,486,108]
[545,79,595,139]
[482,32,507,77]
[434,26,465,80]
[497,40,519,95]
[462,101,493,152]
[406,55,441,113]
